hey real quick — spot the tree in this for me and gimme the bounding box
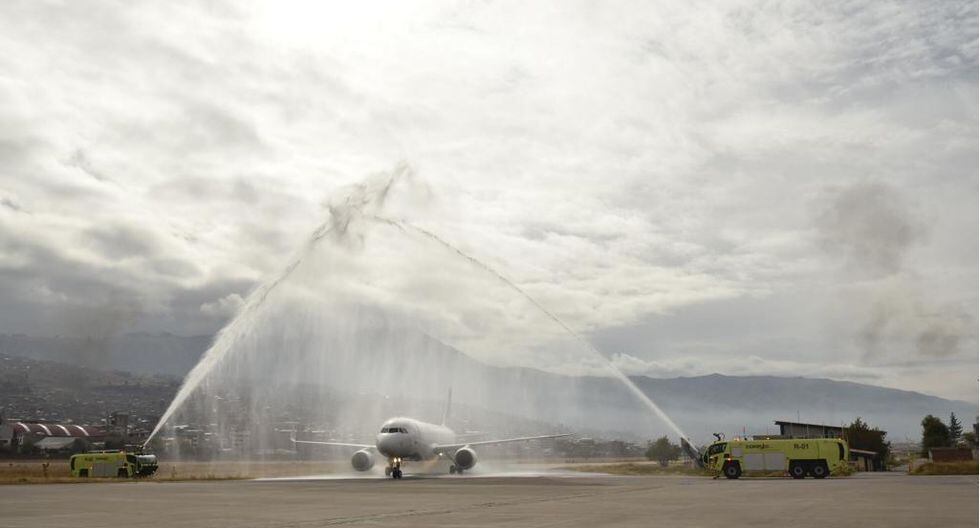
[645,436,682,467]
[962,431,978,449]
[948,413,963,445]
[920,415,950,456]
[844,417,891,469]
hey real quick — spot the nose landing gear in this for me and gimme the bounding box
[386,459,403,479]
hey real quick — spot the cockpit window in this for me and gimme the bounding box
[381,427,407,433]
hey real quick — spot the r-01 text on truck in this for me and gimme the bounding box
[702,438,848,479]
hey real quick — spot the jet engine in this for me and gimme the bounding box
[453,447,478,470]
[351,449,375,472]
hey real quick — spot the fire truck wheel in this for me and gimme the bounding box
[723,462,741,479]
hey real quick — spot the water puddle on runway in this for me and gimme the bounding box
[253,466,602,482]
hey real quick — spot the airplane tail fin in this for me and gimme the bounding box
[441,388,452,426]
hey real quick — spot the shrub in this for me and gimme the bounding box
[912,462,978,475]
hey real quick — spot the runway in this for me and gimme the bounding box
[2,472,975,527]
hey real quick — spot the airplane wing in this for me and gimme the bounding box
[292,439,374,449]
[434,433,572,453]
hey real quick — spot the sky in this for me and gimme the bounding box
[0,1,976,401]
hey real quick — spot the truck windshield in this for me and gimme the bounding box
[707,443,727,455]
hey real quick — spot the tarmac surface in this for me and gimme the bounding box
[2,471,976,527]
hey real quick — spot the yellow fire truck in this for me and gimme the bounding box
[702,438,849,479]
[70,450,158,478]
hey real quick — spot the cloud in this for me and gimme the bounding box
[0,1,974,400]
[611,353,882,381]
[0,196,22,212]
[200,293,245,318]
[817,182,920,276]
[814,182,978,363]
[854,280,977,361]
[66,149,114,184]
[84,223,161,261]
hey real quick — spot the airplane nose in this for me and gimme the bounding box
[377,435,397,456]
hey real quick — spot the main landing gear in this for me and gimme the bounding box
[449,465,464,475]
[385,460,403,479]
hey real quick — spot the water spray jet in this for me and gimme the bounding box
[146,170,407,446]
[147,172,695,456]
[370,216,693,445]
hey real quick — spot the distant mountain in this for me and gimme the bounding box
[630,374,977,441]
[0,333,210,377]
[1,333,974,440]
[0,353,178,426]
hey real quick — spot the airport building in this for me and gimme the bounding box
[774,420,847,439]
[0,417,105,453]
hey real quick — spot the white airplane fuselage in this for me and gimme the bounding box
[375,416,455,461]
[293,410,570,478]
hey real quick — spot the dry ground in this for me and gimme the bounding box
[0,458,651,484]
[0,458,355,484]
[0,471,975,528]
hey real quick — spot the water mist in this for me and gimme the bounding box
[147,166,692,460]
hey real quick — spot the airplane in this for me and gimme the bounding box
[292,391,572,479]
